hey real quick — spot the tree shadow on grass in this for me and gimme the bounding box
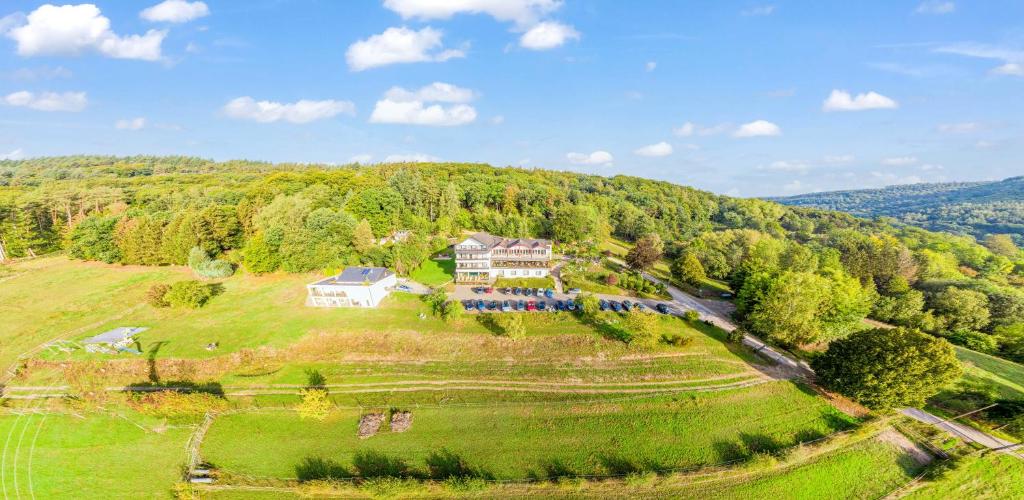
[713,432,787,463]
[475,314,505,336]
[425,449,493,480]
[541,459,577,480]
[352,450,412,478]
[295,456,351,482]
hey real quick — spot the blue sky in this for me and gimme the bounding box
[1,0,1022,196]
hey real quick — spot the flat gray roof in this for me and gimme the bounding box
[311,267,394,286]
[84,327,147,344]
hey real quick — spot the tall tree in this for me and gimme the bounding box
[626,233,664,271]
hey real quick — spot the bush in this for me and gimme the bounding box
[946,330,1000,354]
[682,310,700,322]
[146,283,171,308]
[164,280,217,309]
[188,246,235,279]
[128,391,228,417]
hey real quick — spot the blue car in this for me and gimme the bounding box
[517,300,526,310]
[502,300,512,312]
[599,299,608,311]
[462,299,474,311]
[610,301,622,312]
[555,300,565,311]
[513,287,522,295]
[537,301,547,311]
[476,300,485,311]
[655,303,669,314]
[487,300,498,310]
[566,299,576,311]
[544,289,554,298]
[622,300,633,312]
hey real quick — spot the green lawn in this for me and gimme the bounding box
[0,412,193,498]
[954,347,1024,399]
[409,257,454,287]
[202,381,856,481]
[907,452,1024,499]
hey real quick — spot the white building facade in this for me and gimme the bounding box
[306,267,397,308]
[454,232,552,283]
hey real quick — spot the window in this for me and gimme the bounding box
[510,270,516,276]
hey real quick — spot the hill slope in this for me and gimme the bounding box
[771,177,1024,243]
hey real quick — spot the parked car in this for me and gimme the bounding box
[599,299,608,311]
[517,300,526,310]
[487,300,498,310]
[568,288,582,294]
[527,301,537,311]
[462,299,474,311]
[721,292,734,299]
[485,287,494,294]
[513,287,522,295]
[555,300,565,311]
[501,300,512,312]
[537,301,547,311]
[610,301,622,312]
[622,300,633,311]
[655,303,669,314]
[544,289,554,298]
[566,299,576,311]
[395,284,412,292]
[502,287,511,295]
[475,300,485,311]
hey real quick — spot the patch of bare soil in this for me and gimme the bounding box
[878,429,933,466]
[389,411,412,433]
[358,413,384,439]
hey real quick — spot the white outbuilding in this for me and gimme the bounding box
[306,266,397,308]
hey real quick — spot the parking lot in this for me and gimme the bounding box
[449,284,681,315]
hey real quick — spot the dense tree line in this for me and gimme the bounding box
[1,156,1022,364]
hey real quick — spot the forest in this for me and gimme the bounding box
[1,155,1023,366]
[772,176,1024,245]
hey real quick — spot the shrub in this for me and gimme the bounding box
[164,280,217,309]
[682,310,700,322]
[128,391,228,417]
[146,283,171,308]
[604,273,619,286]
[188,246,235,279]
[297,388,332,421]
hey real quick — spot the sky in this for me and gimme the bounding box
[0,0,1022,197]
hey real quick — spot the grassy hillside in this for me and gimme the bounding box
[772,177,1024,243]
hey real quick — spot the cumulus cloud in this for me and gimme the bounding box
[992,63,1023,76]
[3,90,87,111]
[915,1,955,14]
[5,4,166,61]
[384,153,441,163]
[223,97,356,124]
[383,0,561,26]
[822,90,898,111]
[348,154,373,164]
[645,61,657,72]
[346,26,465,71]
[566,150,613,166]
[734,120,781,137]
[1,148,25,160]
[140,1,209,23]
[519,21,579,50]
[115,117,146,130]
[370,82,477,126]
[881,156,918,166]
[633,141,673,157]
[673,121,730,137]
[759,160,809,172]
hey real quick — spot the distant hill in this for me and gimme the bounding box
[771,177,1024,244]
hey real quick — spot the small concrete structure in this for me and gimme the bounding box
[83,327,147,353]
[306,266,397,308]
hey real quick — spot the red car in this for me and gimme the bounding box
[526,301,537,311]
[485,287,494,294]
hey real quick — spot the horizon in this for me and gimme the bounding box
[1,1,1023,196]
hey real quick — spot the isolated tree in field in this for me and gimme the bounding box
[626,233,664,271]
[671,252,706,286]
[297,388,332,421]
[812,328,961,410]
[353,219,376,254]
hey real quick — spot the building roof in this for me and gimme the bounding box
[466,232,551,249]
[84,327,147,344]
[311,267,394,287]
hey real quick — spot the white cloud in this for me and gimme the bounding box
[871,171,923,185]
[566,150,613,166]
[881,156,918,166]
[1,148,25,160]
[383,82,476,103]
[645,61,657,72]
[348,154,373,164]
[673,121,731,137]
[915,1,955,14]
[920,163,944,171]
[115,117,146,130]
[673,122,695,137]
[5,65,72,80]
[223,97,356,124]
[5,4,166,61]
[346,26,465,71]
[383,0,561,26]
[822,90,898,111]
[3,90,87,111]
[370,83,477,126]
[741,5,776,16]
[782,180,806,193]
[490,115,505,125]
[734,120,781,137]
[823,154,855,164]
[633,141,673,157]
[384,153,441,163]
[140,1,209,23]
[992,63,1023,76]
[937,122,979,134]
[519,21,579,50]
[760,160,809,172]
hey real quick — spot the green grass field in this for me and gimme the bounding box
[953,347,1024,399]
[907,452,1024,499]
[0,412,192,498]
[201,382,855,481]
[409,257,454,286]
